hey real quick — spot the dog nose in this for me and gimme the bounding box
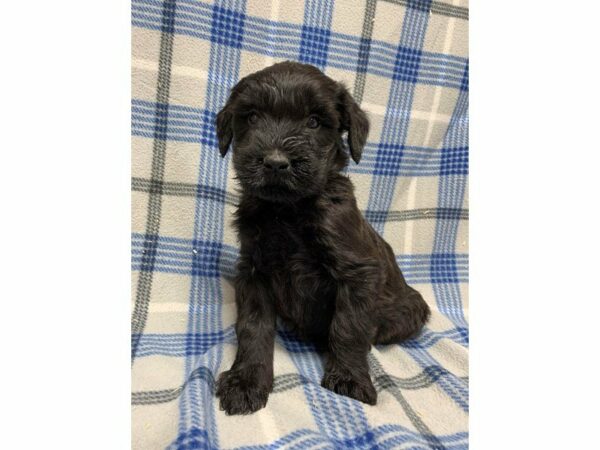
[263,151,289,172]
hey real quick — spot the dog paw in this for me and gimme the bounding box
[215,368,271,415]
[321,371,377,405]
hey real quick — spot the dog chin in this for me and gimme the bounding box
[254,183,303,203]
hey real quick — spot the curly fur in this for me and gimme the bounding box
[214,61,430,414]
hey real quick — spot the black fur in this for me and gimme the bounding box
[215,61,430,414]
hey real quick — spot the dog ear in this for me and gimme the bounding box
[217,79,250,156]
[337,85,369,164]
[216,101,234,157]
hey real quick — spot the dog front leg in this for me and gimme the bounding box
[216,267,276,415]
[322,276,377,405]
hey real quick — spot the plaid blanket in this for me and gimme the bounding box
[131,0,468,448]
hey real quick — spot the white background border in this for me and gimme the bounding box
[1,0,599,448]
[1,1,131,448]
[471,1,600,448]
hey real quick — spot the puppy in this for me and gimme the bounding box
[215,61,430,415]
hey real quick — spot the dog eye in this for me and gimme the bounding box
[248,112,259,125]
[306,116,320,129]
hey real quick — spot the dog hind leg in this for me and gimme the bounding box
[374,287,430,345]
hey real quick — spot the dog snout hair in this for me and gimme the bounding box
[262,149,290,172]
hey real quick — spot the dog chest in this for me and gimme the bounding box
[250,206,323,270]
[250,212,337,339]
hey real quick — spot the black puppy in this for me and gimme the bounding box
[215,61,430,415]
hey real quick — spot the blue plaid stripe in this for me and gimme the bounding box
[132,0,468,448]
[132,99,467,177]
[134,327,468,359]
[210,5,245,48]
[175,0,248,443]
[403,346,469,413]
[167,425,468,449]
[299,25,332,68]
[431,86,469,327]
[440,146,468,176]
[132,233,468,284]
[130,0,178,362]
[393,46,423,83]
[367,3,432,235]
[460,59,469,92]
[298,0,334,69]
[132,0,468,89]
